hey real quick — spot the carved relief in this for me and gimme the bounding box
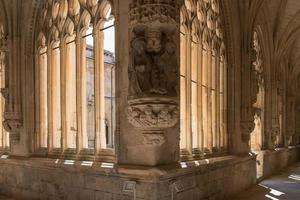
[270,126,280,146]
[0,88,8,109]
[241,31,264,142]
[129,27,178,97]
[129,0,181,25]
[3,112,22,143]
[252,32,264,90]
[0,51,5,74]
[128,0,180,130]
[128,101,179,128]
[0,88,23,142]
[142,132,166,146]
[0,23,23,143]
[0,24,7,50]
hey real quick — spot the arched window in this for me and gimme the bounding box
[180,0,228,159]
[35,0,115,160]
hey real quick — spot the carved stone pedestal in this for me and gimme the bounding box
[127,97,179,165]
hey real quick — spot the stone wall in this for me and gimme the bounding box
[256,146,300,180]
[1,147,298,200]
[0,155,256,200]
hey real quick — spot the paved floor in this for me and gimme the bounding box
[233,162,300,200]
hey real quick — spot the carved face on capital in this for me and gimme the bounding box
[145,28,162,53]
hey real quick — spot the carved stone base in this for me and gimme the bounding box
[142,131,166,146]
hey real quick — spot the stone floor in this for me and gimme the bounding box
[233,162,300,200]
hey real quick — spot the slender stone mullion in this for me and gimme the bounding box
[223,58,228,149]
[180,32,187,152]
[1,61,7,148]
[202,44,208,151]
[65,37,77,150]
[207,44,213,152]
[60,42,67,151]
[81,38,88,149]
[75,37,83,154]
[216,49,220,150]
[197,42,203,152]
[211,47,217,150]
[47,49,53,152]
[191,40,198,150]
[94,31,105,154]
[35,53,40,149]
[39,50,48,148]
[186,33,193,155]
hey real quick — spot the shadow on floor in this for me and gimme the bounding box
[232,163,300,200]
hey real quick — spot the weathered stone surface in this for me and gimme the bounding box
[0,154,269,200]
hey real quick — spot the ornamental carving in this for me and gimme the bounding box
[129,0,182,26]
[241,30,264,142]
[128,100,179,128]
[3,112,22,143]
[0,24,7,50]
[252,31,264,91]
[270,126,280,146]
[128,26,179,98]
[142,132,166,146]
[128,0,180,130]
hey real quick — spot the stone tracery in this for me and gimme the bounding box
[179,0,228,158]
[35,0,115,159]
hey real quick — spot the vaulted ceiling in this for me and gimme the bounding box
[261,0,300,84]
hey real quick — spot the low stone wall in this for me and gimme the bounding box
[0,155,257,200]
[256,146,300,180]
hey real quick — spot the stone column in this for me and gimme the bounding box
[0,22,23,150]
[118,0,182,166]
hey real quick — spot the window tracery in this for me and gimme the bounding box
[180,0,227,159]
[35,0,115,160]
